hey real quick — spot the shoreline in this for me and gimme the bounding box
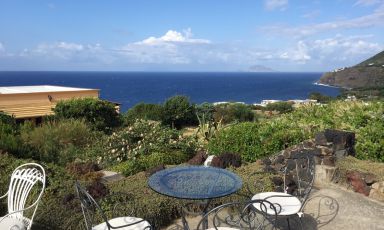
[313,82,352,90]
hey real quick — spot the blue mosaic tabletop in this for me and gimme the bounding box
[148,166,243,200]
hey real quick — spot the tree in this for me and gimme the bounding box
[161,95,197,129]
[54,98,122,133]
[265,102,294,114]
[124,103,163,125]
[213,103,255,124]
[309,92,333,103]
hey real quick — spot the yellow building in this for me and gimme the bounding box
[0,85,99,120]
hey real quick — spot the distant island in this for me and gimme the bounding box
[318,50,384,89]
[247,64,275,72]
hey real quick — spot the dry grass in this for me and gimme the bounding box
[336,156,384,181]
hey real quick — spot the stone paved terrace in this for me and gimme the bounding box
[163,184,384,230]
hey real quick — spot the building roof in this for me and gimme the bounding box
[0,85,98,94]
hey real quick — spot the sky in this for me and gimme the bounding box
[0,0,383,72]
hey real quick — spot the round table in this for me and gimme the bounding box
[148,165,243,200]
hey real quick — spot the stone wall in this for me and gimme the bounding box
[261,129,384,202]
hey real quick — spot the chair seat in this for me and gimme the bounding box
[252,192,301,216]
[0,216,26,230]
[92,216,151,230]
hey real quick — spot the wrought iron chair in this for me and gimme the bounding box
[0,163,46,230]
[182,199,278,230]
[75,181,152,230]
[249,156,315,229]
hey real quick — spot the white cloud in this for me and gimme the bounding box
[354,0,383,6]
[302,10,321,19]
[261,9,384,37]
[25,42,104,61]
[119,29,211,64]
[4,29,382,71]
[264,0,288,11]
[312,35,382,58]
[35,42,84,56]
[136,28,211,45]
[279,41,311,63]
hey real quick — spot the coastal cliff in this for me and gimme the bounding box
[318,50,384,89]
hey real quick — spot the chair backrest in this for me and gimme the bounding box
[283,156,315,207]
[195,199,277,230]
[7,163,45,226]
[75,182,110,230]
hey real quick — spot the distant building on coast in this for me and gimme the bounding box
[0,85,99,122]
[254,99,317,107]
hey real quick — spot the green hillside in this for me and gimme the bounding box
[318,50,384,89]
[357,50,384,67]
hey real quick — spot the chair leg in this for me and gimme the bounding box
[286,217,291,230]
[297,215,304,230]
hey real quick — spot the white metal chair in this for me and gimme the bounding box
[250,156,315,229]
[0,163,46,230]
[75,181,152,230]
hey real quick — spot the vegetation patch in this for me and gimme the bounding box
[209,101,384,162]
[336,156,384,182]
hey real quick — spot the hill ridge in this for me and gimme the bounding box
[318,50,384,88]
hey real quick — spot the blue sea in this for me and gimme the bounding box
[0,72,340,112]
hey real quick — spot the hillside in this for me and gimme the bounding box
[318,51,384,88]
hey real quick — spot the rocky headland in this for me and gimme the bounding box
[318,50,384,89]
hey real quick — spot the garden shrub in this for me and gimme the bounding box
[20,119,96,165]
[355,119,384,162]
[161,95,198,129]
[309,92,334,103]
[264,101,294,114]
[0,115,29,157]
[208,121,306,162]
[195,102,226,143]
[124,103,163,125]
[0,112,16,126]
[213,103,255,124]
[196,102,215,122]
[112,151,190,176]
[101,120,197,165]
[66,161,104,182]
[54,98,122,133]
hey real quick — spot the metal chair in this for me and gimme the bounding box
[0,163,46,230]
[75,181,152,230]
[249,156,315,229]
[182,199,278,230]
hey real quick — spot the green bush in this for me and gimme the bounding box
[0,112,16,126]
[309,92,334,103]
[213,103,255,124]
[0,114,29,157]
[161,95,198,129]
[355,119,384,162]
[112,151,190,176]
[264,101,294,114]
[20,119,96,165]
[101,120,197,165]
[124,103,163,125]
[54,98,122,133]
[208,121,306,162]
